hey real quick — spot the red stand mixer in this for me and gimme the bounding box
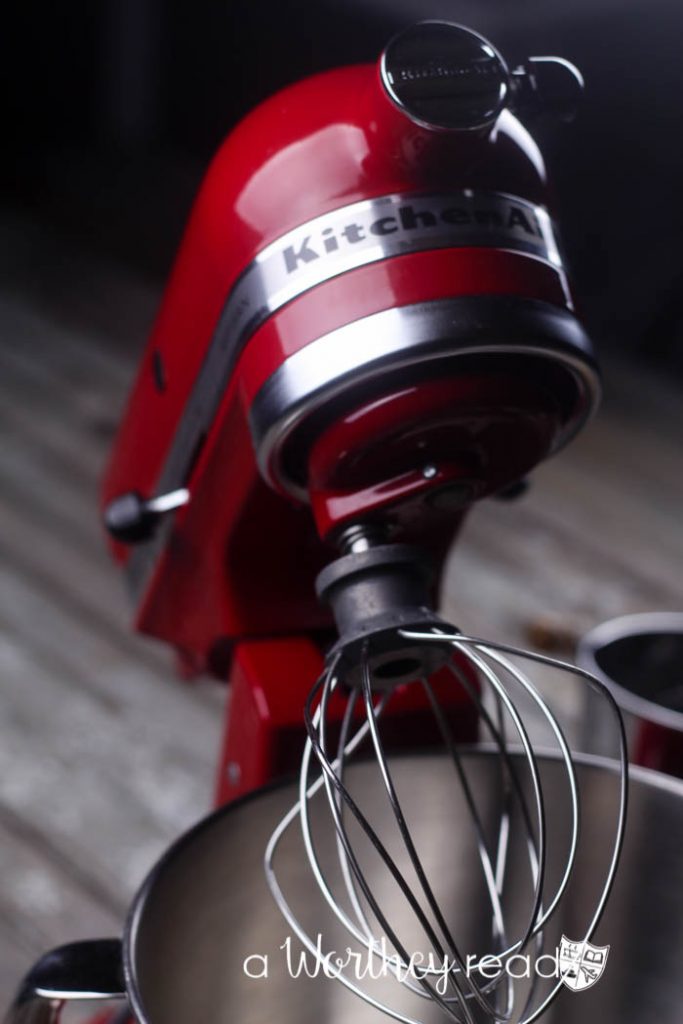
[101,20,598,802]
[10,21,658,1024]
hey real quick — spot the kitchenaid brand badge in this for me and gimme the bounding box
[205,189,563,399]
[394,56,501,84]
[279,192,558,275]
[558,936,610,991]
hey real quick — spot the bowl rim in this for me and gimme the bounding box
[577,612,683,731]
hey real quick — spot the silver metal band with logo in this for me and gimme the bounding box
[127,190,567,598]
[215,189,562,355]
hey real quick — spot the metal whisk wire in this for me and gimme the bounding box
[406,631,628,1023]
[264,629,628,1024]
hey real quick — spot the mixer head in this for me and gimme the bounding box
[102,20,600,670]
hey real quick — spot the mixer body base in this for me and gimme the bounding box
[216,636,478,803]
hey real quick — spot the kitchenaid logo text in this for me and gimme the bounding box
[242,935,609,994]
[281,195,550,275]
[393,57,501,84]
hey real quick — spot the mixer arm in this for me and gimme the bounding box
[3,940,125,1024]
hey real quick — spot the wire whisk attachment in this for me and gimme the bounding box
[264,545,628,1024]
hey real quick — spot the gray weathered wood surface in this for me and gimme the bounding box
[0,210,681,1006]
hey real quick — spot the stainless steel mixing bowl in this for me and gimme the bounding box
[7,750,683,1023]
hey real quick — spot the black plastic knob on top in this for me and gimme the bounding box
[380,21,584,132]
[104,488,190,544]
[381,21,510,132]
[315,544,451,689]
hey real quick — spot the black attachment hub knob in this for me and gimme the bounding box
[316,543,451,689]
[381,21,510,132]
[104,488,189,544]
[381,21,584,132]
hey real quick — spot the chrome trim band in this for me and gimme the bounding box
[249,296,600,499]
[224,191,561,348]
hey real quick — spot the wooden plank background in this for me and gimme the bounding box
[0,208,681,1007]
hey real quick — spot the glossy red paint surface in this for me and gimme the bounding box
[216,638,325,802]
[216,637,479,804]
[134,373,334,664]
[307,375,562,537]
